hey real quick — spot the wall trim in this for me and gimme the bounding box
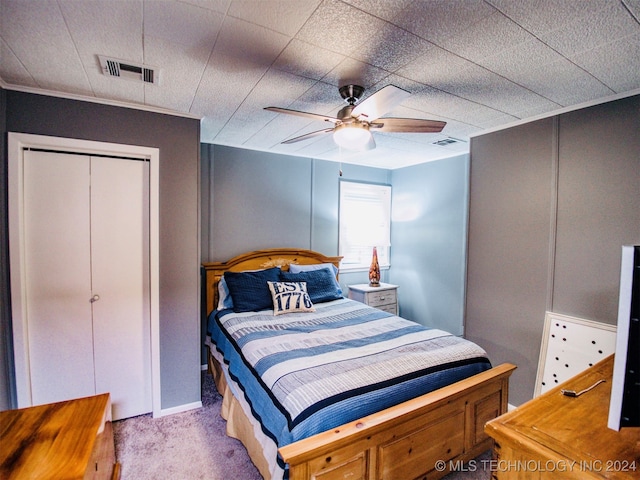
[2,82,200,120]
[160,400,203,417]
[546,116,560,312]
[470,88,640,138]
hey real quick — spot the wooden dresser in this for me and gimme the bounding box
[0,393,120,479]
[485,355,640,479]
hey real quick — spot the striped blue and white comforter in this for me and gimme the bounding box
[208,297,491,451]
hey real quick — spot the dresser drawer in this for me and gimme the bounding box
[366,289,397,307]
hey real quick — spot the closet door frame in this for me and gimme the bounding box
[8,132,161,418]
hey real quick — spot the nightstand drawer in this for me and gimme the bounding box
[366,289,397,307]
[377,304,398,314]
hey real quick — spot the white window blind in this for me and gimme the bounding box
[339,181,391,270]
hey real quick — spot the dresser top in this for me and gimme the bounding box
[0,393,111,479]
[486,356,640,478]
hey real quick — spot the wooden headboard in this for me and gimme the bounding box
[202,248,343,317]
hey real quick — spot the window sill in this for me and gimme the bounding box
[339,265,390,274]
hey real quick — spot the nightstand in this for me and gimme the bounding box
[348,283,398,315]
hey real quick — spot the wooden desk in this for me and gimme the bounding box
[485,355,640,479]
[0,393,120,479]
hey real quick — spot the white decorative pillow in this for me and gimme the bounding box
[267,281,315,315]
[217,277,234,310]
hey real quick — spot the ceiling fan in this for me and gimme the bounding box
[264,84,446,151]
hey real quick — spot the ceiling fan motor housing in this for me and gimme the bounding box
[339,84,365,105]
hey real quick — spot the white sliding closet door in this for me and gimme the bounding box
[20,150,151,420]
[23,151,95,404]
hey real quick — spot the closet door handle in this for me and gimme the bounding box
[90,294,100,303]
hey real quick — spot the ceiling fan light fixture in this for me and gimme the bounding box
[333,123,371,150]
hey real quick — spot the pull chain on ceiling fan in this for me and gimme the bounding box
[264,84,446,151]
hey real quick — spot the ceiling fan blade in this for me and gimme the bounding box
[264,107,339,124]
[369,117,446,133]
[351,85,411,120]
[281,128,334,144]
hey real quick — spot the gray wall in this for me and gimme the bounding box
[554,98,640,319]
[390,154,470,335]
[466,94,640,406]
[201,144,390,274]
[1,90,201,412]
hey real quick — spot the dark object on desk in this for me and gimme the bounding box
[609,245,640,430]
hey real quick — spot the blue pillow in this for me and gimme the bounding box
[267,281,315,315]
[280,268,343,304]
[288,263,342,295]
[224,267,281,312]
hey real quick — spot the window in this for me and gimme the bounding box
[339,181,391,270]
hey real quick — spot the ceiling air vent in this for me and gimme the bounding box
[98,55,159,85]
[432,138,458,146]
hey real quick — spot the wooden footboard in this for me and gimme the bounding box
[279,363,515,480]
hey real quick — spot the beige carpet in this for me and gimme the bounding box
[113,372,262,480]
[113,371,491,479]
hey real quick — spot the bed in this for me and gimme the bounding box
[202,248,515,480]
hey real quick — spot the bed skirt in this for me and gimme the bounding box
[207,341,283,479]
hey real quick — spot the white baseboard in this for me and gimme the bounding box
[155,365,208,417]
[508,403,517,412]
[159,400,202,417]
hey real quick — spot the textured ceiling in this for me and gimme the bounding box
[1,0,639,169]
